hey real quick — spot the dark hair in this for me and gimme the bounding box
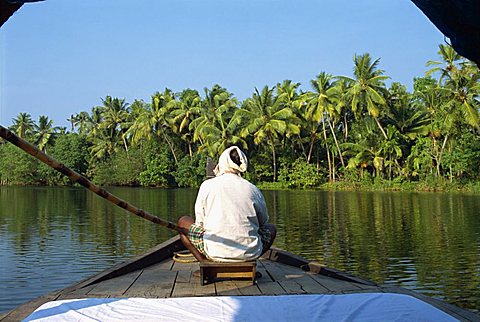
[229,148,241,167]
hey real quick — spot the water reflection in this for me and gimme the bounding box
[1,187,479,313]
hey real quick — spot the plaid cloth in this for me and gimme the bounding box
[189,223,272,257]
[188,223,207,256]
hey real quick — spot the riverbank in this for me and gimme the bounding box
[257,178,480,194]
[2,178,480,195]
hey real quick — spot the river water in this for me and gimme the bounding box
[1,186,479,314]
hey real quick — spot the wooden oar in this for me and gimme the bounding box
[0,124,181,232]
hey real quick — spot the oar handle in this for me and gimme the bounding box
[0,125,180,232]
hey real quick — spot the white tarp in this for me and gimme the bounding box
[23,293,458,322]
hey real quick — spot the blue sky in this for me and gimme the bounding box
[1,0,444,129]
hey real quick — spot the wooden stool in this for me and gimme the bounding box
[199,260,257,285]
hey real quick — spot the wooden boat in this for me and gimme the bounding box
[1,235,478,321]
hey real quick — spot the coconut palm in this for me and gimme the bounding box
[340,53,390,139]
[276,80,305,158]
[190,85,239,158]
[170,89,202,157]
[11,112,35,139]
[440,63,480,131]
[305,72,345,181]
[238,85,300,181]
[387,82,430,140]
[34,115,58,152]
[99,96,131,152]
[128,89,179,163]
[378,125,403,179]
[426,44,463,83]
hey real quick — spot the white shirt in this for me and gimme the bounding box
[194,173,269,262]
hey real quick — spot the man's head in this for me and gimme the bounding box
[229,148,241,167]
[214,146,248,176]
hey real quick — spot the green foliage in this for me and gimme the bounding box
[278,158,323,188]
[174,154,207,188]
[138,141,175,187]
[442,131,480,180]
[43,133,89,185]
[247,151,274,183]
[405,137,435,179]
[0,143,40,185]
[92,148,144,186]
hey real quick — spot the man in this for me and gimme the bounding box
[177,146,276,262]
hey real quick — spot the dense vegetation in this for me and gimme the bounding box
[1,46,480,191]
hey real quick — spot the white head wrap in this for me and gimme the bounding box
[214,146,248,176]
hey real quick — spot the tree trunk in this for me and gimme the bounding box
[332,152,336,183]
[374,117,388,140]
[436,135,449,177]
[343,113,349,141]
[270,138,277,182]
[307,134,316,163]
[327,119,345,168]
[321,119,332,182]
[160,127,178,165]
[122,135,129,153]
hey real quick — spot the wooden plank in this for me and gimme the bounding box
[172,271,216,297]
[215,280,243,296]
[193,280,216,297]
[261,260,305,281]
[125,269,177,298]
[292,276,329,294]
[171,283,196,297]
[233,281,262,296]
[308,273,362,292]
[156,259,175,270]
[175,270,193,284]
[256,281,288,295]
[278,280,307,294]
[256,260,273,282]
[87,270,142,296]
[171,261,199,272]
[171,274,197,298]
[60,284,97,298]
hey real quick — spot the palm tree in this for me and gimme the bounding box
[378,125,403,179]
[340,53,390,139]
[387,82,430,141]
[276,80,305,159]
[190,85,239,158]
[440,63,480,131]
[425,47,480,176]
[330,78,351,142]
[426,44,463,83]
[11,112,35,139]
[306,72,345,172]
[128,89,179,164]
[34,115,58,152]
[238,85,300,181]
[100,96,131,152]
[170,89,202,157]
[71,111,93,136]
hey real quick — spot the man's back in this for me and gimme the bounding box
[195,173,268,261]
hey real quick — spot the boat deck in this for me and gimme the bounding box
[63,257,373,299]
[2,237,479,321]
